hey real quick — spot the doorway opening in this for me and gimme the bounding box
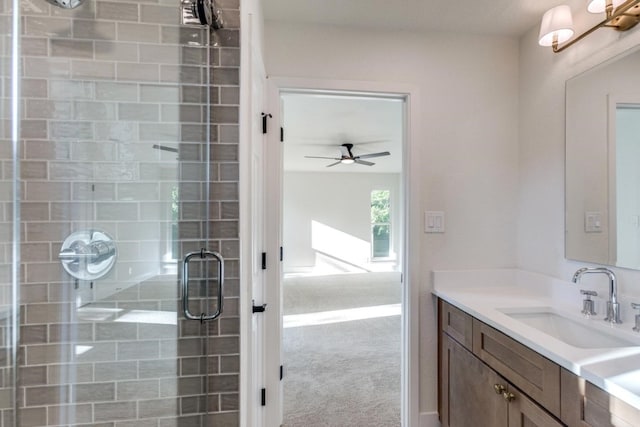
[279,91,405,426]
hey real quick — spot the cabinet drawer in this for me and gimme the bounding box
[561,368,640,427]
[473,319,560,417]
[439,299,473,350]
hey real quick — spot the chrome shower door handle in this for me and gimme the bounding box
[182,249,225,322]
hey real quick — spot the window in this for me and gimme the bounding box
[371,190,391,259]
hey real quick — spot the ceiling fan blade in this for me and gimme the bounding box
[355,151,391,160]
[304,156,341,160]
[326,161,342,167]
[350,139,389,145]
[355,159,375,166]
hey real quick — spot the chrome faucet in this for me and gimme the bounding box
[572,267,622,324]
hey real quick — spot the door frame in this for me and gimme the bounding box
[259,76,422,427]
[239,1,268,426]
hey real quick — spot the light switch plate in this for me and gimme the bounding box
[425,211,445,233]
[585,211,602,233]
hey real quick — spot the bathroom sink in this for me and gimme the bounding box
[498,307,638,349]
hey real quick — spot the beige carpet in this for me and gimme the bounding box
[282,272,402,427]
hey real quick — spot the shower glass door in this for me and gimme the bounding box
[1,0,19,424]
[16,0,240,425]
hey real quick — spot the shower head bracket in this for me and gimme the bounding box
[45,0,86,8]
[182,0,224,29]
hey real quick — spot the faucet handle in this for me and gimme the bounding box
[631,303,640,332]
[580,289,597,316]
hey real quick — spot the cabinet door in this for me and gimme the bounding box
[561,368,640,427]
[473,319,561,417]
[441,333,508,427]
[508,385,565,427]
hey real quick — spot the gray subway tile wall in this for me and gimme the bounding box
[12,0,241,425]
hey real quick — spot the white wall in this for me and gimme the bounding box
[265,22,520,415]
[283,171,401,273]
[518,12,640,292]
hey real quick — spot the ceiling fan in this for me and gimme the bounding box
[304,143,390,167]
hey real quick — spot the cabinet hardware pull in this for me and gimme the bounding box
[493,384,506,394]
[503,391,516,402]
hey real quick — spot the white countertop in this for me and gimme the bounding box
[433,269,640,411]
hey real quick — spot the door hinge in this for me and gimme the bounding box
[280,127,284,142]
[261,388,266,406]
[261,252,267,270]
[252,302,267,313]
[280,365,284,380]
[261,112,272,134]
[280,246,283,262]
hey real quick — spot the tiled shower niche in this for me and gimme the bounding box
[12,0,241,425]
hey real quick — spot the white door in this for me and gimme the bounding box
[248,12,268,427]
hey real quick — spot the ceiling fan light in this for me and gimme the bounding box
[341,158,355,164]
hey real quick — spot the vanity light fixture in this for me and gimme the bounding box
[539,0,640,52]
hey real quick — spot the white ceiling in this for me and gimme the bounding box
[282,93,404,173]
[263,0,586,37]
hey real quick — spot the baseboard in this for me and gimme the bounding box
[419,411,440,427]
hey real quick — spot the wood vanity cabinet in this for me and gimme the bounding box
[473,318,561,417]
[440,333,563,427]
[438,298,640,427]
[560,368,640,427]
[438,299,563,427]
[439,298,473,349]
[440,332,507,427]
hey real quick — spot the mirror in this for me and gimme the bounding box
[566,47,640,269]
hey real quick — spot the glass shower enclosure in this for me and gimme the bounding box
[1,0,19,424]
[1,0,240,425]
